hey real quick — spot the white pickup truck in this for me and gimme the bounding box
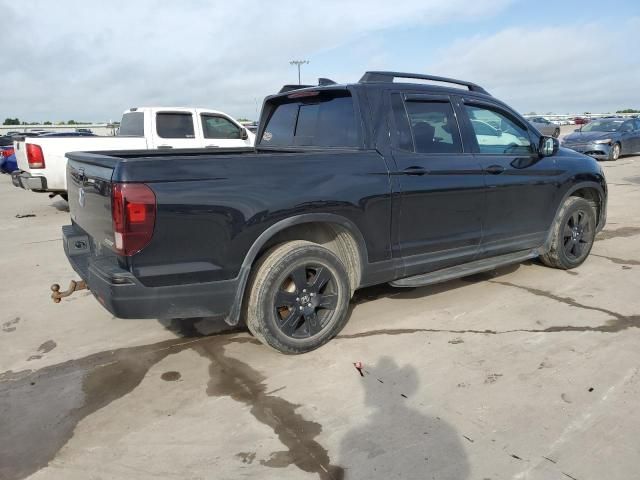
[12,107,254,198]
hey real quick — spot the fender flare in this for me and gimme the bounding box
[224,213,369,326]
[542,180,606,252]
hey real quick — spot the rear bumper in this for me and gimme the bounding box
[11,170,47,191]
[62,224,242,320]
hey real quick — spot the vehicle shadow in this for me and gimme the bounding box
[349,262,523,312]
[336,356,469,479]
[50,199,69,212]
[163,262,525,339]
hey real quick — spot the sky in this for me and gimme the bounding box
[1,0,639,123]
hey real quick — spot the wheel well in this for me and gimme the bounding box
[256,222,363,292]
[570,187,602,225]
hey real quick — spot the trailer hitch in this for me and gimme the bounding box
[51,280,88,303]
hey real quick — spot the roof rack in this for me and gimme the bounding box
[359,71,490,95]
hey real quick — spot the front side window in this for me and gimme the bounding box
[201,115,241,139]
[156,112,195,139]
[465,105,533,155]
[261,92,358,147]
[391,94,462,154]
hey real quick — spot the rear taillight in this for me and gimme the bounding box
[26,144,45,168]
[1,147,14,158]
[111,183,156,256]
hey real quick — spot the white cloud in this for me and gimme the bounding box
[429,20,640,114]
[0,0,512,121]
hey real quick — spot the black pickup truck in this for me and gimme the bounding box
[60,71,607,353]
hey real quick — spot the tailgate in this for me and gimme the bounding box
[14,140,29,171]
[67,158,115,252]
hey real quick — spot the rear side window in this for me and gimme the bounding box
[391,94,462,154]
[261,92,358,147]
[201,115,241,139]
[156,112,195,139]
[118,112,144,136]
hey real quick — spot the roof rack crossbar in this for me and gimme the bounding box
[359,71,489,95]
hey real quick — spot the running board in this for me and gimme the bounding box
[390,250,538,288]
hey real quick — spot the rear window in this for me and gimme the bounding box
[260,91,358,147]
[118,112,144,136]
[156,112,195,139]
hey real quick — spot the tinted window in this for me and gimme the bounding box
[261,92,358,147]
[401,100,462,154]
[465,105,533,155]
[156,112,195,138]
[201,115,241,139]
[118,112,144,136]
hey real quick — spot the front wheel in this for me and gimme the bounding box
[245,241,351,354]
[540,196,597,270]
[609,143,621,161]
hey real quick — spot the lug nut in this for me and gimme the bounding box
[310,293,315,297]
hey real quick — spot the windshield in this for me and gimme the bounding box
[581,120,623,133]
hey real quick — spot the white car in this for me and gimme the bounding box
[12,107,254,197]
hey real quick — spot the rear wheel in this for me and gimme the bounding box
[245,241,351,354]
[540,196,596,269]
[609,143,621,161]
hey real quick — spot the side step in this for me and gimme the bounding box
[390,249,538,288]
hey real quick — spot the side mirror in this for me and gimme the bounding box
[240,128,249,140]
[539,136,559,157]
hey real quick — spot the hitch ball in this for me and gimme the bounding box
[51,280,88,303]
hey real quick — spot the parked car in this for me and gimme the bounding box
[574,117,590,125]
[39,132,97,137]
[75,128,93,134]
[58,71,607,354]
[562,117,640,160]
[11,107,254,198]
[527,116,560,137]
[0,148,18,173]
[0,148,17,173]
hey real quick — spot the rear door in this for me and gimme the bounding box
[388,92,486,276]
[196,110,253,148]
[149,110,200,149]
[458,99,560,256]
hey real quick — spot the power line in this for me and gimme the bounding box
[289,60,309,85]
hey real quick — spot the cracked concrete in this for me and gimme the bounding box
[1,154,640,480]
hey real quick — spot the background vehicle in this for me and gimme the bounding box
[61,71,607,354]
[0,146,17,173]
[527,116,560,137]
[12,107,254,197]
[562,117,640,160]
[574,117,590,125]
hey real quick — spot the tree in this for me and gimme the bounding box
[67,120,77,125]
[616,108,640,113]
[3,118,20,125]
[43,121,52,125]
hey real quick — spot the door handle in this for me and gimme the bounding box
[157,145,173,149]
[485,165,505,174]
[402,166,429,176]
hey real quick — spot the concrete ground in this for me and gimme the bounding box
[1,149,640,480]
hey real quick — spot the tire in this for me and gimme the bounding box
[609,143,621,161]
[60,193,68,202]
[540,196,597,270]
[244,240,351,354]
[553,128,560,138]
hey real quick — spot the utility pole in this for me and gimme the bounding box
[289,60,309,85]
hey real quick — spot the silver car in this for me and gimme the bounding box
[528,117,560,138]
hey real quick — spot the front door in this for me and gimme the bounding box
[389,92,486,277]
[459,100,561,257]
